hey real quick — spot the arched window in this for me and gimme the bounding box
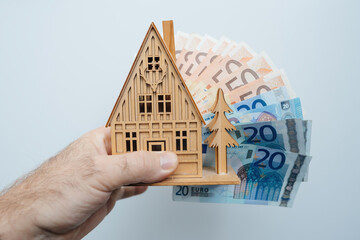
[233,164,261,199]
[256,173,283,201]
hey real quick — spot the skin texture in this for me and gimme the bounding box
[0,127,178,239]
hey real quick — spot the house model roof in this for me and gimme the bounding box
[106,22,205,127]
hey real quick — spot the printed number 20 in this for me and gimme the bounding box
[236,99,267,111]
[253,149,285,170]
[175,186,189,196]
[244,125,277,143]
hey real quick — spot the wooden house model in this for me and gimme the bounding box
[106,21,239,186]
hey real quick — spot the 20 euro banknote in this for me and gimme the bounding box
[230,86,292,113]
[201,119,311,155]
[203,98,303,124]
[173,145,311,207]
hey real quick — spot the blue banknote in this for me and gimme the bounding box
[302,120,312,181]
[231,86,291,113]
[201,119,311,155]
[173,145,311,207]
[203,98,303,124]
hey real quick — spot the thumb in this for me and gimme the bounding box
[93,151,178,191]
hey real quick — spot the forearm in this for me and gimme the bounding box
[0,188,45,239]
[0,138,103,239]
[0,165,57,239]
[0,127,178,239]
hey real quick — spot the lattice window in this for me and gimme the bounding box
[158,94,171,113]
[139,95,152,113]
[125,132,137,152]
[175,130,187,151]
[148,56,160,71]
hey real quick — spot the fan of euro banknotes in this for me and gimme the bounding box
[172,32,312,207]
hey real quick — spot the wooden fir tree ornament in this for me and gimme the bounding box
[204,88,239,174]
[106,20,239,186]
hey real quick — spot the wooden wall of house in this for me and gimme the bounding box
[112,122,202,177]
[108,27,203,178]
[110,29,201,125]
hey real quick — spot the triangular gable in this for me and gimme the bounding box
[106,22,205,127]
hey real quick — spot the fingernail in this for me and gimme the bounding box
[160,153,178,171]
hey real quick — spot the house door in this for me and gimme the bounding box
[147,141,166,151]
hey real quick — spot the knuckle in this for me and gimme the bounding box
[118,155,130,173]
[133,151,155,182]
[112,151,160,185]
[135,151,148,171]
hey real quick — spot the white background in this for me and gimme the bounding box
[0,0,359,239]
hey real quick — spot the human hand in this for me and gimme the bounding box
[0,127,178,239]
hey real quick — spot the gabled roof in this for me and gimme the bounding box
[106,22,205,127]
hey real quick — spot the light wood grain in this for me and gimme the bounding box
[106,22,203,178]
[134,165,240,186]
[162,20,175,60]
[106,22,239,186]
[205,88,239,174]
